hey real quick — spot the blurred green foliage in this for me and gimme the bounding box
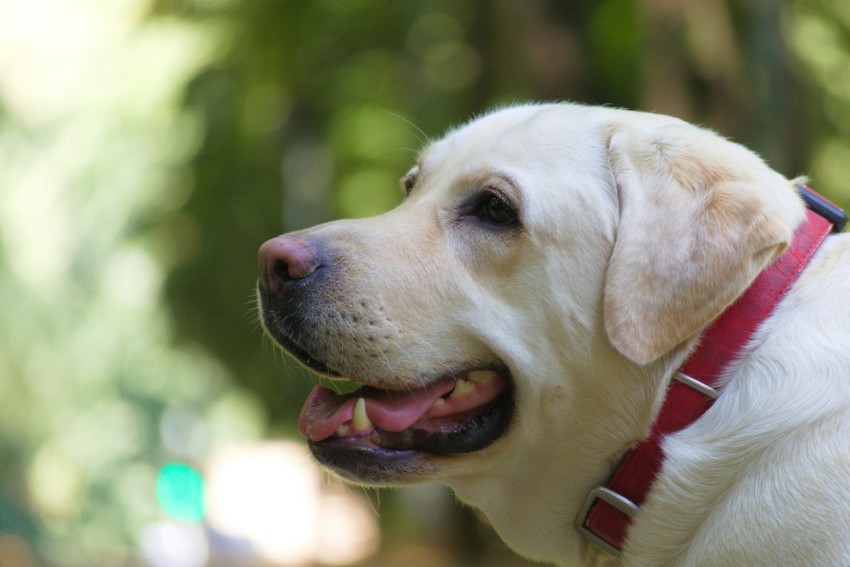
[0,0,849,565]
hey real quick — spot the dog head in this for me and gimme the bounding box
[257,103,803,563]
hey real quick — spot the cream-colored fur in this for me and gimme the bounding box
[269,103,850,565]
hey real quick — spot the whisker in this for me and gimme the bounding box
[379,108,430,147]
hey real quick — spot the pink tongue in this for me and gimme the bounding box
[298,378,457,442]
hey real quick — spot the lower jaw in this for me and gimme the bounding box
[309,439,432,484]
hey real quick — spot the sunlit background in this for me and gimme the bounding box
[1,0,848,565]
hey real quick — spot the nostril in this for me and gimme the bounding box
[272,258,294,282]
[259,236,323,292]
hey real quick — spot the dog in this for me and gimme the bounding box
[257,103,850,566]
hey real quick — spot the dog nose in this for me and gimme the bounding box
[258,236,322,292]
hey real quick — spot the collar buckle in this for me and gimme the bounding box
[576,487,638,557]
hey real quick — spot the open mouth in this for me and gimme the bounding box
[297,369,514,479]
[259,306,515,480]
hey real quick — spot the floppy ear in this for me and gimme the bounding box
[603,119,803,365]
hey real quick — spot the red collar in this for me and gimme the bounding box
[577,187,843,556]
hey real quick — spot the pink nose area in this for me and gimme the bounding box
[258,236,322,292]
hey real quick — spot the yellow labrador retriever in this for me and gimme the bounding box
[257,103,850,566]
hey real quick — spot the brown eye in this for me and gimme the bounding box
[401,168,418,195]
[475,193,518,226]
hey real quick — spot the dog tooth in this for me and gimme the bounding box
[450,378,475,398]
[336,424,350,437]
[352,398,372,431]
[469,370,497,384]
[432,398,446,408]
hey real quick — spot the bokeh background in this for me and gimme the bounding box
[1,0,849,565]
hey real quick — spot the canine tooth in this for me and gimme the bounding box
[450,378,475,398]
[352,398,372,431]
[469,370,497,384]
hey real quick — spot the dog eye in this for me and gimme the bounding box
[401,168,418,195]
[474,192,518,226]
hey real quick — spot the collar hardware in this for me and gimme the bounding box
[673,371,719,399]
[798,185,848,233]
[577,487,638,557]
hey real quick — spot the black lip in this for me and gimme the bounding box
[258,285,340,377]
[376,394,513,453]
[268,324,336,376]
[308,441,426,484]
[307,384,514,481]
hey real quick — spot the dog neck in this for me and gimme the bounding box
[576,187,842,558]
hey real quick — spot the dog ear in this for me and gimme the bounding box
[603,120,802,365]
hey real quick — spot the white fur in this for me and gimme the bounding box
[277,103,850,565]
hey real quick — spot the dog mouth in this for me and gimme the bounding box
[297,369,514,481]
[259,303,515,480]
